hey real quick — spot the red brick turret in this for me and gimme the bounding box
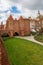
[1,22,4,30]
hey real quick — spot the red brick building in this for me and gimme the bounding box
[0,22,4,36]
[0,11,43,37]
[5,15,30,37]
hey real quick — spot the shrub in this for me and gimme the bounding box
[34,34,43,43]
[31,32,37,35]
[1,33,9,37]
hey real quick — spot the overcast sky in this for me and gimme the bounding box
[0,0,43,24]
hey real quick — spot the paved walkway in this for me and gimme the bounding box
[16,36,43,45]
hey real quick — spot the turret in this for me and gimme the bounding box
[37,10,40,16]
[1,22,4,30]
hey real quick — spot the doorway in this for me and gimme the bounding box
[13,32,19,36]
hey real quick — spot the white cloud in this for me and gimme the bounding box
[0,0,43,24]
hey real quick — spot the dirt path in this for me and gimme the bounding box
[0,37,10,65]
[16,36,43,45]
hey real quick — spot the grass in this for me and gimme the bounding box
[3,37,43,65]
[34,34,43,43]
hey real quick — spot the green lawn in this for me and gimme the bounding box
[3,37,43,65]
[34,34,43,43]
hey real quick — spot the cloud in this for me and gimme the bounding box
[8,0,43,10]
[0,0,43,11]
[10,6,21,13]
[22,0,42,10]
[0,0,43,24]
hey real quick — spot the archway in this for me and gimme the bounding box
[13,32,19,36]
